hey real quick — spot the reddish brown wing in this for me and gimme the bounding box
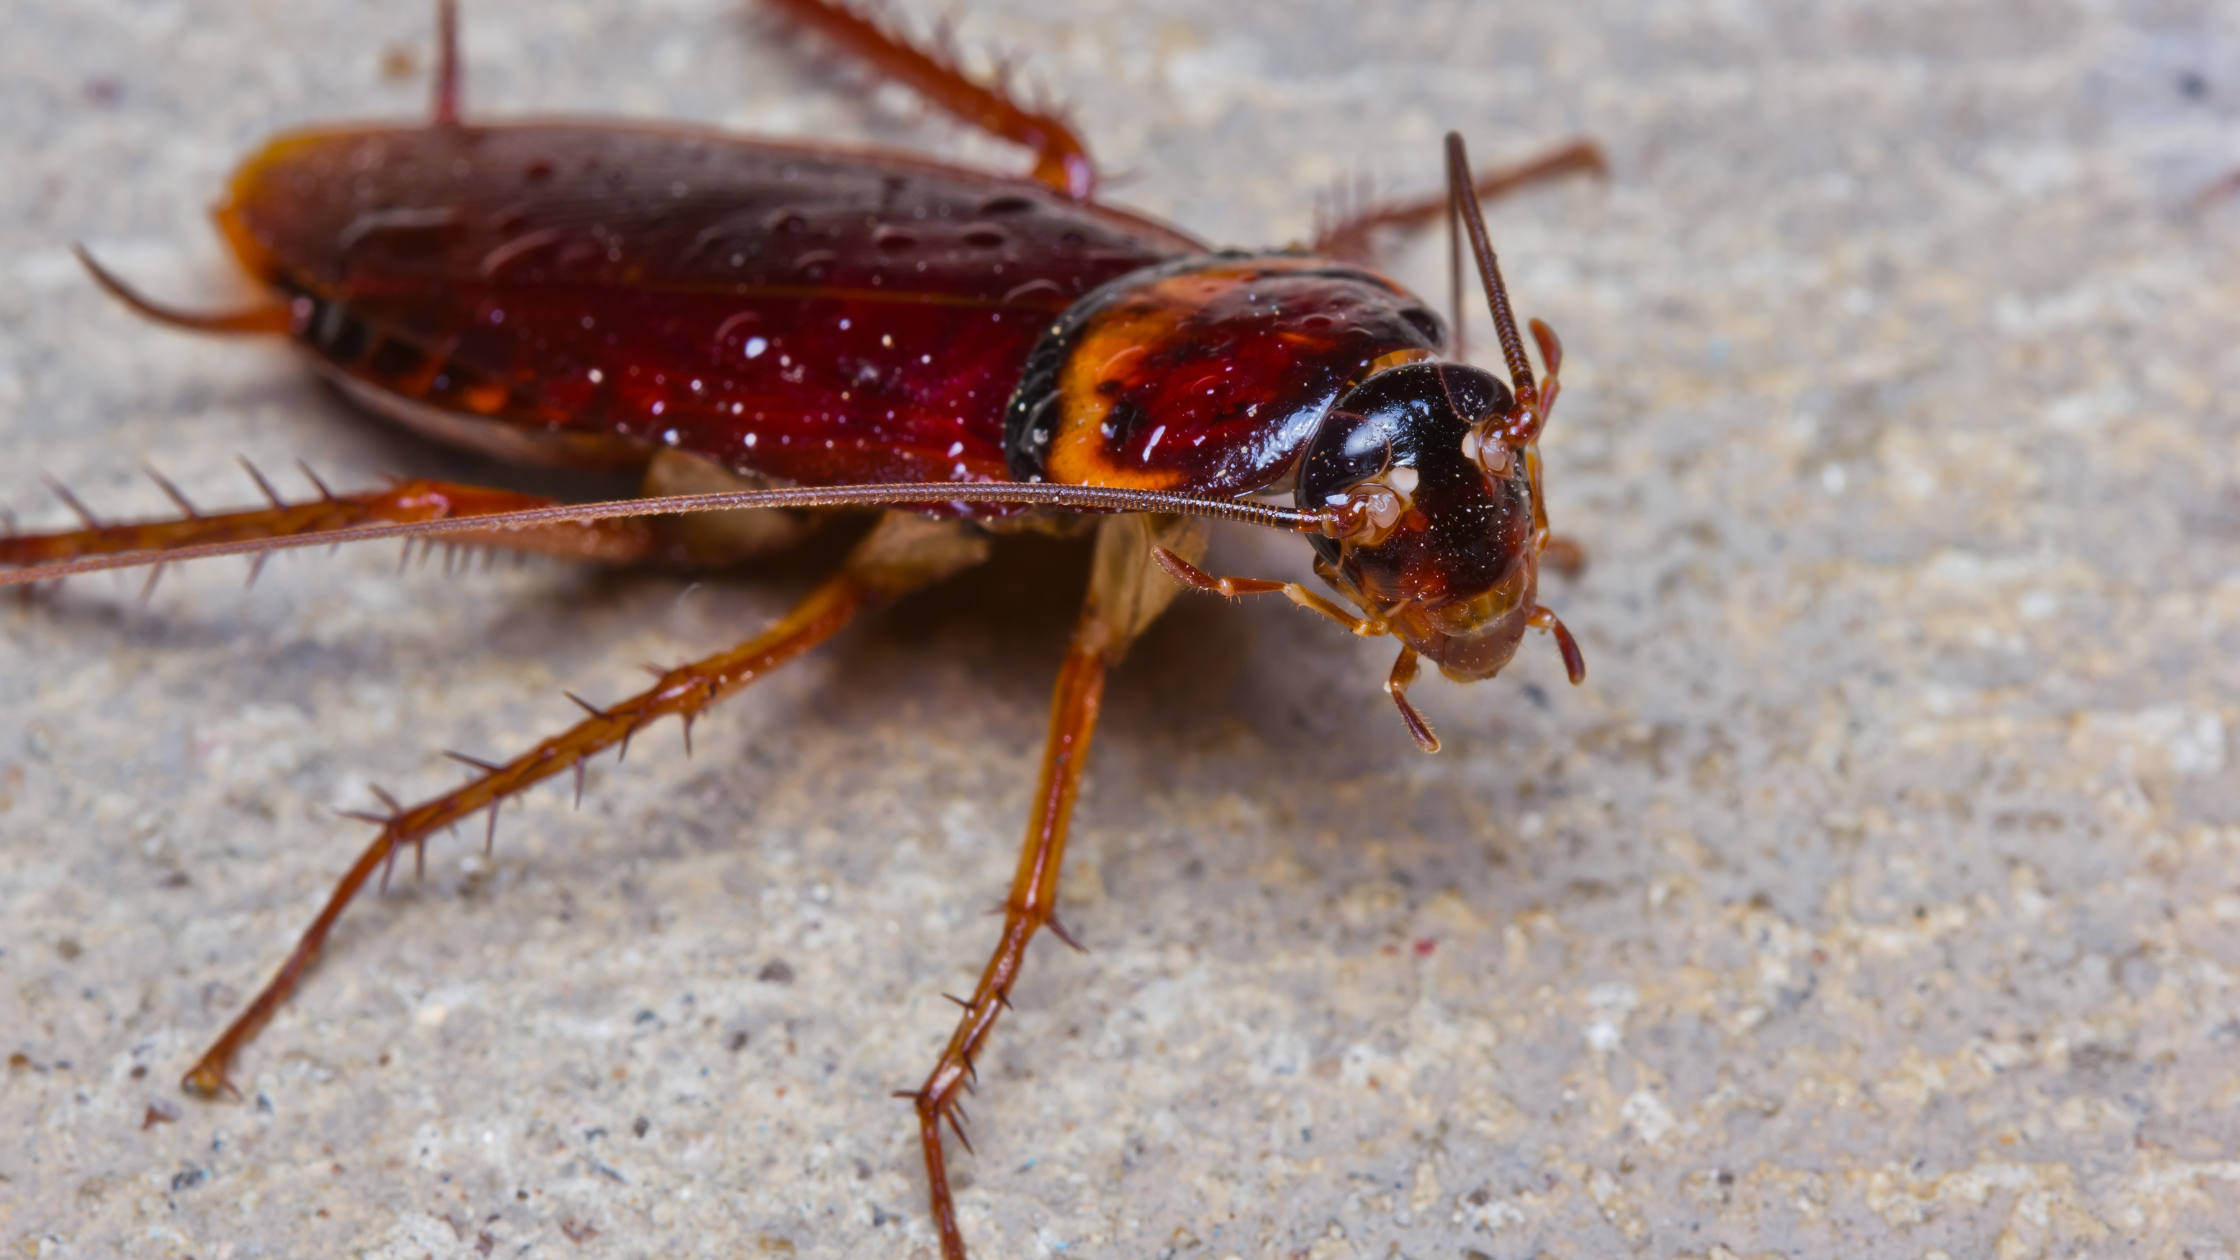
[218,123,1200,502]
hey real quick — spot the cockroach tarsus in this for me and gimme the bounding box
[3,3,1604,1256]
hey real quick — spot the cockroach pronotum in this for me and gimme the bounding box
[2,4,1604,1255]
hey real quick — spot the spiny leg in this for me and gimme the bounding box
[764,0,1097,199]
[907,639,1102,1259]
[181,513,987,1097]
[903,513,1205,1260]
[0,471,655,572]
[1,446,857,580]
[1312,138,1606,265]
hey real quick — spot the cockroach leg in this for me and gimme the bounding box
[1312,139,1606,265]
[903,641,1103,1260]
[432,0,462,126]
[1527,605,1588,685]
[1384,645,1441,753]
[182,513,989,1100]
[764,0,1098,199]
[1149,545,1284,599]
[1150,545,1387,637]
[904,515,1200,1260]
[0,477,654,570]
[1540,534,1588,580]
[72,246,294,336]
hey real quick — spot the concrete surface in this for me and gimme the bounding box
[6,1,2240,1257]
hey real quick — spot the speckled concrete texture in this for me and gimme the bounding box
[6,1,2240,1257]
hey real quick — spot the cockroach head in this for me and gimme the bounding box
[1297,360,1541,682]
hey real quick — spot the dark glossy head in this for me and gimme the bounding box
[1296,361,1540,681]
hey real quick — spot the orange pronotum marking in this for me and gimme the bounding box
[1045,303,1187,491]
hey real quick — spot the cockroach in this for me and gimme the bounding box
[2,3,1601,1255]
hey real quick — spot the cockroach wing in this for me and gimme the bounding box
[218,123,1200,504]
